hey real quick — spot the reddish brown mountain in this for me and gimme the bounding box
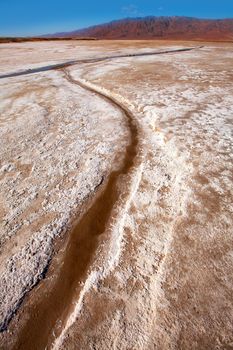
[49,16,233,41]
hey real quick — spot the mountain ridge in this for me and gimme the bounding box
[46,16,233,41]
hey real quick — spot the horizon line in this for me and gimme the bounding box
[1,15,233,38]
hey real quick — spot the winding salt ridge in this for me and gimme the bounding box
[52,70,144,349]
[51,70,144,349]
[12,66,143,349]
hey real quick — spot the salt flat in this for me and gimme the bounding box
[0,40,232,350]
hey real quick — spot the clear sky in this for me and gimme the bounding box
[0,0,233,37]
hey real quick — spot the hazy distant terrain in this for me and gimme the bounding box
[0,40,233,350]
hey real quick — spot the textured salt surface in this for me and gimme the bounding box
[0,41,232,350]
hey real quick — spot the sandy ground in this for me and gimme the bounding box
[0,40,233,349]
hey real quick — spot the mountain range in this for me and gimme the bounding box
[47,16,233,41]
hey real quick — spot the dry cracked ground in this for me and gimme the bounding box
[0,40,232,350]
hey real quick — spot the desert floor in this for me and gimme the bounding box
[0,40,233,350]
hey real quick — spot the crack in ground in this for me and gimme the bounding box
[0,47,202,79]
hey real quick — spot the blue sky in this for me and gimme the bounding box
[0,0,233,36]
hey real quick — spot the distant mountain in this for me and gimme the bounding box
[47,16,233,41]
